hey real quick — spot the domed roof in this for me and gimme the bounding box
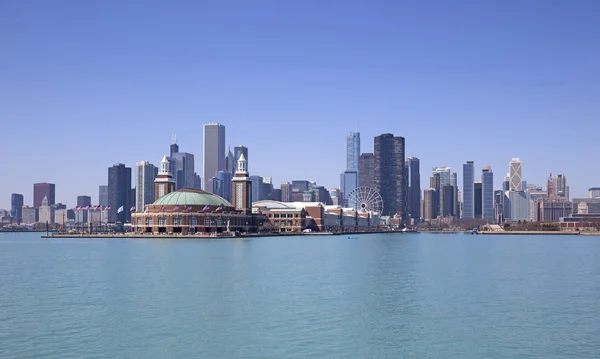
[153,188,232,207]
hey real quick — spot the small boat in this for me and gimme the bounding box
[347,236,359,239]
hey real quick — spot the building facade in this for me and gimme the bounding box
[77,195,91,207]
[108,163,132,223]
[281,182,293,202]
[346,132,360,171]
[249,175,263,203]
[474,181,482,219]
[509,158,522,191]
[11,193,24,223]
[340,170,358,206]
[99,185,109,207]
[231,154,253,214]
[406,157,421,221]
[33,183,55,208]
[136,161,158,212]
[233,145,248,173]
[203,122,226,190]
[359,153,375,189]
[462,161,474,218]
[482,166,494,221]
[374,134,405,218]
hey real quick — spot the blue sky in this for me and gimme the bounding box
[1,0,599,208]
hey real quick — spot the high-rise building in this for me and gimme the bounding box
[482,166,494,221]
[340,170,358,206]
[442,185,454,217]
[474,181,483,219]
[21,206,37,224]
[11,193,24,223]
[216,170,233,202]
[430,173,441,217]
[292,180,310,192]
[432,166,451,216]
[108,163,132,223]
[232,154,252,214]
[423,189,436,220]
[233,145,248,172]
[271,188,282,202]
[451,172,459,218]
[547,173,557,199]
[225,147,235,173]
[359,153,375,189]
[346,132,360,171]
[556,174,568,199]
[374,134,405,218]
[193,173,202,190]
[170,134,179,157]
[589,187,600,198]
[494,190,505,224]
[33,183,55,208]
[203,122,226,190]
[462,161,474,218]
[281,182,293,202]
[136,161,158,212]
[38,196,55,224]
[249,176,263,203]
[509,158,522,191]
[99,185,109,207]
[171,152,195,190]
[406,157,421,221]
[77,195,91,207]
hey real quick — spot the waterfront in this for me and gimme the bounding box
[1,233,599,358]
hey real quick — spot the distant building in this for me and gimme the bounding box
[21,206,37,224]
[588,187,600,198]
[250,176,263,203]
[493,190,505,224]
[271,188,282,202]
[536,198,573,222]
[203,122,226,190]
[374,133,406,218]
[406,157,421,221]
[11,193,24,223]
[171,152,195,190]
[77,195,91,207]
[38,196,54,224]
[329,188,342,206]
[527,187,547,221]
[432,166,451,217]
[193,173,202,190]
[359,153,375,189]
[474,181,482,219]
[442,185,454,217]
[99,185,109,207]
[556,174,568,199]
[508,190,529,222]
[340,170,358,206]
[33,183,55,208]
[108,163,132,223]
[462,161,474,218]
[170,135,179,157]
[509,158,522,191]
[233,145,248,172]
[216,171,233,202]
[262,182,273,201]
[280,182,293,202]
[136,161,158,212]
[451,172,459,218]
[225,147,235,173]
[572,198,600,214]
[481,166,494,221]
[346,132,360,171]
[292,180,310,192]
[423,189,436,220]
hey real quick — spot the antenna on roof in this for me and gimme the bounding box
[172,132,177,144]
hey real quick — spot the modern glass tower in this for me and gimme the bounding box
[136,161,158,212]
[346,132,360,171]
[462,161,475,218]
[406,157,421,221]
[203,122,226,190]
[509,158,522,191]
[233,145,248,172]
[11,193,24,223]
[374,134,405,218]
[482,166,494,221]
[108,163,132,223]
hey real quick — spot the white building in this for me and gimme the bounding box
[136,161,158,212]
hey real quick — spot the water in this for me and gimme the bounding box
[0,233,599,358]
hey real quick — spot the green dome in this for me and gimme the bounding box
[153,189,232,207]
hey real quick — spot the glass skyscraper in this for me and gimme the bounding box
[462,161,474,218]
[346,132,360,171]
[482,166,494,221]
[374,134,405,218]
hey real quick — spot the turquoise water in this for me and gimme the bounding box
[0,232,599,358]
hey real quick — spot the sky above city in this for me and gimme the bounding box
[1,0,600,208]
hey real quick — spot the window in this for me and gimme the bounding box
[158,217,166,226]
[190,216,198,226]
[137,217,142,225]
[174,216,182,226]
[145,217,152,226]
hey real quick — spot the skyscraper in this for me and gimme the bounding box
[374,134,405,218]
[171,152,195,190]
[233,145,248,172]
[281,182,293,202]
[170,134,179,157]
[474,181,483,219]
[225,147,235,173]
[108,163,132,223]
[482,166,494,221]
[462,161,474,218]
[11,193,24,223]
[77,195,91,207]
[432,166,451,216]
[451,172,459,218]
[33,183,55,208]
[423,189,435,220]
[136,161,158,212]
[203,122,226,190]
[358,153,375,189]
[406,157,421,221]
[346,132,360,171]
[509,158,522,191]
[340,170,358,207]
[99,185,109,207]
[216,170,233,202]
[249,176,263,202]
[547,173,557,198]
[556,174,568,199]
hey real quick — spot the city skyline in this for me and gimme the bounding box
[2,1,600,208]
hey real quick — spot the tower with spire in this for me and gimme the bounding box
[232,153,253,214]
[154,155,176,200]
[170,132,179,157]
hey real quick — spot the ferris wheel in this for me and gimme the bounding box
[346,187,384,214]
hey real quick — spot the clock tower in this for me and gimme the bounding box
[154,155,175,200]
[231,153,252,214]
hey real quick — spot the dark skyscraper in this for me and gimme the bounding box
[170,136,179,157]
[358,153,375,189]
[463,161,475,218]
[233,145,248,173]
[77,195,91,207]
[430,173,441,217]
[108,164,132,223]
[406,157,421,221]
[474,181,483,219]
[33,183,55,208]
[99,185,109,207]
[442,185,455,217]
[374,134,405,218]
[11,193,24,223]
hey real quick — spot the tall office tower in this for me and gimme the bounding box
[203,122,226,190]
[503,175,510,191]
[193,173,202,189]
[108,163,132,223]
[451,172,459,218]
[547,173,557,198]
[423,189,436,220]
[474,181,483,218]
[33,183,55,208]
[38,196,55,224]
[170,133,179,157]
[77,195,91,207]
[494,190,505,224]
[281,182,293,202]
[432,167,451,216]
[406,157,421,221]
[271,189,282,202]
[249,176,263,203]
[233,145,248,172]
[509,158,522,191]
[216,170,233,202]
[374,134,405,218]
[556,174,568,199]
[429,173,441,217]
[481,166,494,221]
[340,171,358,206]
[442,185,455,217]
[589,187,600,198]
[359,153,375,189]
[11,193,24,223]
[262,182,274,201]
[21,206,37,224]
[99,185,109,207]
[346,132,360,171]
[225,147,235,172]
[462,161,475,218]
[135,161,158,212]
[292,180,310,192]
[171,152,195,190]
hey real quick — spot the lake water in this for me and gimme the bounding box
[0,232,599,358]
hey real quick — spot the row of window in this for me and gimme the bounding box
[268,213,299,218]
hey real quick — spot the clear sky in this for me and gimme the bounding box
[1,0,600,209]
